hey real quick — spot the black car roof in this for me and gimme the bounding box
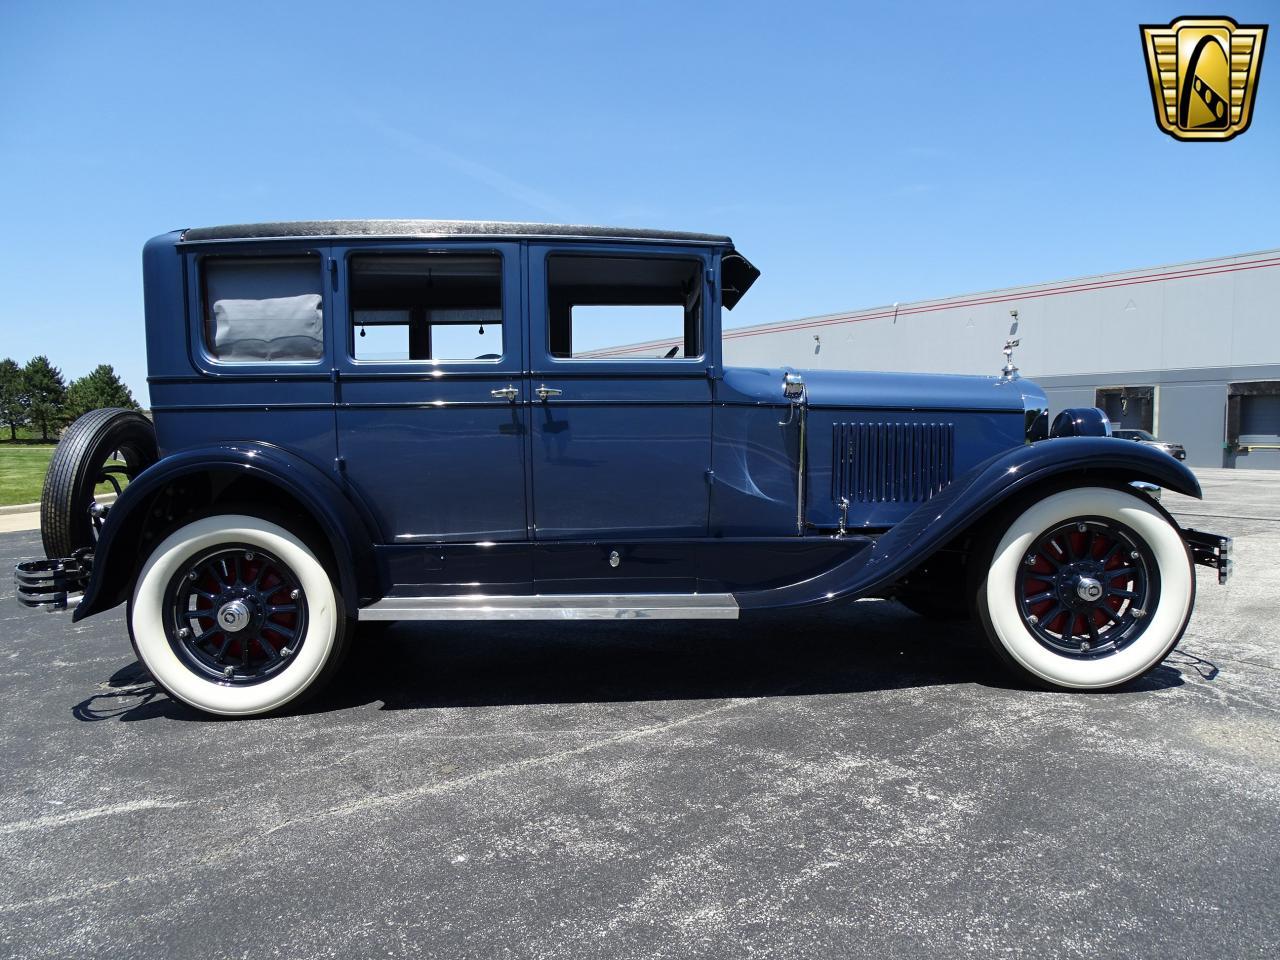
[181,220,733,245]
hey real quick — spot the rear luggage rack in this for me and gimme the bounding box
[1182,529,1232,585]
[13,554,91,610]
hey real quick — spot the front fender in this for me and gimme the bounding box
[736,436,1201,610]
[74,443,378,621]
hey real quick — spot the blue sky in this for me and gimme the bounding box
[1,0,1276,401]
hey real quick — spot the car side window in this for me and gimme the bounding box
[348,254,503,362]
[547,255,703,359]
[202,256,324,363]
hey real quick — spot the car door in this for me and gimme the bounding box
[526,243,714,590]
[333,242,530,550]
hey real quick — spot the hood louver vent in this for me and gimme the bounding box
[832,422,955,503]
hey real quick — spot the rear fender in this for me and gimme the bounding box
[73,443,378,621]
[735,436,1201,610]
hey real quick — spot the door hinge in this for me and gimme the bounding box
[334,456,347,473]
[705,469,715,485]
[329,258,338,290]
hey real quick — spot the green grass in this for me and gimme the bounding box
[0,444,55,507]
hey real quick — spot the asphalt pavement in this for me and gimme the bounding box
[1,469,1277,959]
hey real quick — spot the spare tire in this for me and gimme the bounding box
[40,408,158,560]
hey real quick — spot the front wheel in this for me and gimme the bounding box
[130,514,349,716]
[974,486,1194,690]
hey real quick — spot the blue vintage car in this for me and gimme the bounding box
[15,221,1231,716]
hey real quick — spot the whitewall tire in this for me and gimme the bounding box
[975,486,1194,690]
[130,514,347,716]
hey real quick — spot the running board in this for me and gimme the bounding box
[358,593,740,621]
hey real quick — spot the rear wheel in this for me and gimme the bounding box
[130,513,349,716]
[974,486,1194,690]
[41,408,157,559]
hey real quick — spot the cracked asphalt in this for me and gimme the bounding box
[1,468,1277,959]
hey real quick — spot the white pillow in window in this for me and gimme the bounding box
[212,294,323,361]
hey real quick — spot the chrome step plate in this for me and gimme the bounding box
[358,593,740,621]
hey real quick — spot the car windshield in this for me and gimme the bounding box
[1116,429,1157,441]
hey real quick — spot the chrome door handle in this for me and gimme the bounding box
[535,385,563,401]
[490,385,519,402]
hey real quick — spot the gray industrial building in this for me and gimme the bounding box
[718,248,1280,470]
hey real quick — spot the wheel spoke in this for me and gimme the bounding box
[1038,549,1063,571]
[97,472,123,496]
[254,636,281,662]
[210,560,230,589]
[1023,591,1054,605]
[263,623,296,640]
[1110,589,1138,599]
[1107,566,1137,580]
[265,604,297,614]
[1039,603,1066,632]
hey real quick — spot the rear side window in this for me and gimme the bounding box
[348,254,503,362]
[202,256,324,362]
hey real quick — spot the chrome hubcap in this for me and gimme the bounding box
[1075,577,1104,603]
[217,599,252,633]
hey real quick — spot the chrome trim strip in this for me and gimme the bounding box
[358,593,740,621]
[796,401,807,535]
[780,371,808,535]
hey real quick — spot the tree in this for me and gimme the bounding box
[22,355,66,441]
[65,364,140,421]
[0,358,26,441]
